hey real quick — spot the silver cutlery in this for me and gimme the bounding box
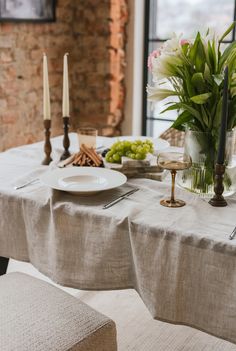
[103,188,139,209]
[96,146,105,152]
[229,227,236,240]
[14,178,39,190]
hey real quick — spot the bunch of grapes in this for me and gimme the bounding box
[105,139,154,163]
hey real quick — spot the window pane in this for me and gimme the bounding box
[151,0,234,40]
[146,119,172,138]
[147,99,178,120]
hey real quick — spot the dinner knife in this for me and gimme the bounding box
[14,178,39,190]
[103,188,139,209]
[229,227,236,240]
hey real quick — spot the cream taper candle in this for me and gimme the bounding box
[43,54,51,120]
[62,53,70,117]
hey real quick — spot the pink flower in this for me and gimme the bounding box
[147,50,160,71]
[180,39,189,46]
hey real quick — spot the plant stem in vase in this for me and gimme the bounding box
[147,23,236,196]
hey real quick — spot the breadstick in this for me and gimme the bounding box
[90,147,102,163]
[81,153,86,166]
[73,152,83,165]
[58,153,76,168]
[80,144,101,166]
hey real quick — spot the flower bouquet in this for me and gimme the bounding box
[147,23,236,195]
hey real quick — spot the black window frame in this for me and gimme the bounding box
[142,0,236,136]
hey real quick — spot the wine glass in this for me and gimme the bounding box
[158,152,192,208]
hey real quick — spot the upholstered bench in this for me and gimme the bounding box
[0,272,117,351]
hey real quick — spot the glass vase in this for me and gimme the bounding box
[178,129,236,197]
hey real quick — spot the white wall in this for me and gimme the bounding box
[122,0,145,136]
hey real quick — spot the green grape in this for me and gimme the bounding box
[135,153,143,160]
[113,153,121,163]
[136,145,144,153]
[107,157,113,163]
[117,144,123,152]
[140,152,146,159]
[143,145,150,153]
[131,145,137,152]
[105,151,113,159]
[145,141,154,154]
[124,141,131,148]
[105,139,154,163]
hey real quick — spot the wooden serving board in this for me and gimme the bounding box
[104,154,167,181]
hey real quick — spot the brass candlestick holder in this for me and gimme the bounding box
[209,163,227,207]
[42,119,52,165]
[60,116,71,161]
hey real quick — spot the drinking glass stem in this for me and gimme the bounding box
[170,170,177,203]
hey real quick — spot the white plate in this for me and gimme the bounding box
[108,136,169,153]
[40,167,127,195]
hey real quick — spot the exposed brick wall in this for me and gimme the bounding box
[0,0,128,151]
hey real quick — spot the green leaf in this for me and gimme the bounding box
[183,67,196,97]
[212,97,222,129]
[186,122,203,132]
[191,72,205,93]
[206,41,217,73]
[171,111,193,131]
[195,38,206,72]
[209,101,218,128]
[211,39,218,72]
[219,22,236,43]
[160,103,181,114]
[190,93,212,104]
[212,74,223,86]
[178,103,205,129]
[200,106,209,127]
[225,49,236,76]
[228,97,236,129]
[189,32,200,63]
[219,41,236,69]
[206,39,218,73]
[203,64,212,83]
[163,101,177,106]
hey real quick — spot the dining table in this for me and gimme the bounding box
[0,132,236,344]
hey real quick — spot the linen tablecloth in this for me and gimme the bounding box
[0,133,236,344]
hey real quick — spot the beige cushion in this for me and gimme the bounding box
[159,127,185,147]
[0,272,117,351]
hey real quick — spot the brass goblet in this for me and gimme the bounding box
[158,152,192,208]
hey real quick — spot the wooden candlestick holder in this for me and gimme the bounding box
[42,119,52,165]
[60,116,71,161]
[209,163,227,207]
